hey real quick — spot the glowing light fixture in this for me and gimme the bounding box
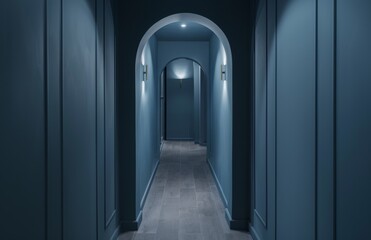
[180,23,187,28]
[221,64,227,80]
[143,64,148,81]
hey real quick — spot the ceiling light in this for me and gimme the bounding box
[180,23,187,28]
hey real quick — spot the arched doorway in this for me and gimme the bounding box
[159,58,207,145]
[134,13,234,231]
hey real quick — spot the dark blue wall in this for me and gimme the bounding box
[0,1,118,239]
[0,1,46,239]
[135,35,160,223]
[63,1,98,238]
[208,34,233,221]
[252,1,269,238]
[99,1,118,239]
[276,0,316,239]
[336,1,371,238]
[251,0,371,240]
[166,59,195,140]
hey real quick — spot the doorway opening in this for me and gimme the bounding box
[160,58,207,146]
[134,13,238,238]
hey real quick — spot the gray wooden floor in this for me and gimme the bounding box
[118,141,252,240]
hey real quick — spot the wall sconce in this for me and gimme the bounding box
[143,64,148,81]
[221,64,227,81]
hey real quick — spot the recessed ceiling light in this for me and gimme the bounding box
[180,23,187,28]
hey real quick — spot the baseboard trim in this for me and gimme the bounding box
[120,211,142,231]
[225,208,249,230]
[136,211,143,227]
[228,217,249,230]
[140,160,160,209]
[207,159,228,207]
[225,207,232,224]
[249,224,262,240]
[207,159,249,231]
[109,225,120,240]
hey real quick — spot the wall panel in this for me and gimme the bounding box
[47,0,63,239]
[254,0,268,228]
[0,1,46,239]
[317,0,335,239]
[0,1,117,239]
[253,1,371,240]
[209,34,233,218]
[62,0,97,239]
[135,35,159,223]
[104,0,117,228]
[336,1,371,239]
[276,1,316,239]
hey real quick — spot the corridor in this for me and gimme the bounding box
[2,0,371,240]
[119,141,251,240]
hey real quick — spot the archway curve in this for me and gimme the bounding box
[160,56,206,76]
[135,13,233,86]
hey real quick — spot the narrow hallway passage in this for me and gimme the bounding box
[119,141,251,240]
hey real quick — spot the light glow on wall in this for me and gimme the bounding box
[141,80,147,101]
[141,44,146,65]
[222,78,228,102]
[168,59,194,80]
[222,44,227,65]
[174,68,187,79]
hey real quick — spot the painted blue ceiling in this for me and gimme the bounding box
[155,22,213,41]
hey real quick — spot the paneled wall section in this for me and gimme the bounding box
[0,1,46,239]
[0,1,118,239]
[252,0,371,240]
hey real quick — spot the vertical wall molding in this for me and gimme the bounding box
[60,0,64,238]
[44,0,49,239]
[103,0,118,228]
[103,0,108,226]
[46,0,63,239]
[253,0,268,230]
[95,0,99,238]
[317,0,335,239]
[315,0,318,239]
[97,0,119,238]
[96,0,104,238]
[332,0,337,239]
[274,0,278,238]
[250,0,278,239]
[264,0,268,228]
